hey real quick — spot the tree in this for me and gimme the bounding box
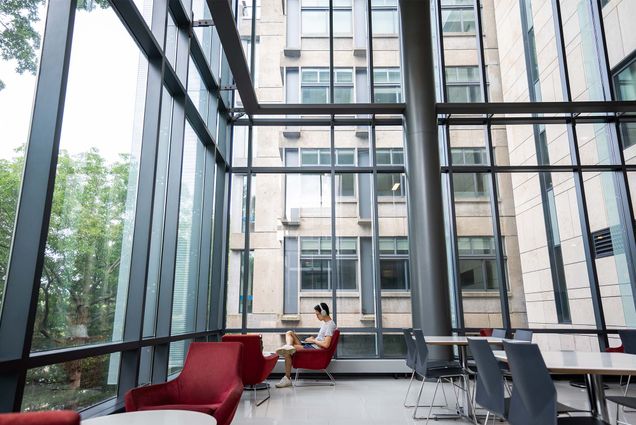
[0,0,110,91]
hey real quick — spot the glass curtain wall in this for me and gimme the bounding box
[0,0,231,414]
[439,0,636,352]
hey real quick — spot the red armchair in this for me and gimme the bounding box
[222,334,278,405]
[125,342,243,425]
[0,411,80,425]
[292,329,340,386]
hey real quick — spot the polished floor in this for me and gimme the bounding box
[232,376,636,425]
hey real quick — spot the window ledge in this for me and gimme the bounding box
[462,291,509,298]
[454,197,490,203]
[281,314,301,321]
[442,32,477,37]
[353,48,367,57]
[381,291,411,298]
[360,314,375,321]
[377,196,406,203]
[300,291,360,297]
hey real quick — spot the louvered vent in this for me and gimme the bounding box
[592,227,624,259]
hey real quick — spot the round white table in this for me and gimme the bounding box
[81,410,216,425]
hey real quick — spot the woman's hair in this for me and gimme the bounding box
[314,302,330,317]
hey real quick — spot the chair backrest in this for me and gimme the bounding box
[221,334,265,384]
[325,329,340,357]
[468,338,506,417]
[504,341,557,425]
[0,411,80,425]
[177,342,243,403]
[492,328,507,339]
[403,328,417,370]
[619,330,636,354]
[514,329,533,342]
[412,329,429,376]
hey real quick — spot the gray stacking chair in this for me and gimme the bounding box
[504,341,606,425]
[468,338,507,423]
[619,330,636,395]
[492,328,507,339]
[513,329,533,342]
[403,328,418,407]
[412,329,469,423]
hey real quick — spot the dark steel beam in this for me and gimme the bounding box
[111,0,162,60]
[207,0,258,114]
[230,166,405,174]
[232,117,403,126]
[437,100,636,115]
[257,103,406,115]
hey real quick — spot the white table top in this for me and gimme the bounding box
[424,336,505,346]
[82,410,217,425]
[493,350,636,376]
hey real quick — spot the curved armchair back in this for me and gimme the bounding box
[222,334,277,385]
[0,411,80,425]
[292,329,340,370]
[177,342,243,404]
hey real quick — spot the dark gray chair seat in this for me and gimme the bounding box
[606,395,636,410]
[556,417,608,425]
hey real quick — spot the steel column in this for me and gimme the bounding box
[399,0,452,360]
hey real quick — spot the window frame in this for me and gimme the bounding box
[379,237,410,291]
[300,0,353,37]
[299,237,359,291]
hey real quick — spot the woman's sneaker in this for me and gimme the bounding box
[275,375,293,388]
[275,344,296,356]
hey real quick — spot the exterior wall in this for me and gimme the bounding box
[228,0,529,353]
[494,0,636,351]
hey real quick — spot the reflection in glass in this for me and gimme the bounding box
[22,355,118,411]
[33,6,147,351]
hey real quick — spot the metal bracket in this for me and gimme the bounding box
[192,19,214,27]
[220,84,237,91]
[229,112,246,123]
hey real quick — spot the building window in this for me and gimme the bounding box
[451,147,489,198]
[458,237,503,291]
[301,0,352,36]
[241,0,261,19]
[379,237,409,290]
[373,68,402,103]
[301,68,354,103]
[299,148,356,196]
[614,57,636,149]
[300,237,357,290]
[371,0,399,35]
[441,0,475,33]
[239,251,254,313]
[376,148,405,196]
[445,66,482,102]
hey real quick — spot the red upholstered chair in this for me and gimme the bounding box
[125,342,243,425]
[479,328,493,337]
[292,329,340,386]
[221,334,278,405]
[0,411,80,425]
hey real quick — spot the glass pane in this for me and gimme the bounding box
[336,333,377,357]
[583,172,636,328]
[0,1,48,313]
[143,89,174,337]
[171,124,205,336]
[33,6,148,351]
[22,354,118,411]
[382,333,407,357]
[168,339,192,375]
[302,10,329,35]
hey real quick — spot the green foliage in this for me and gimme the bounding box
[0,0,111,90]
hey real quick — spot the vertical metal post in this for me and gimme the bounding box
[434,0,464,332]
[240,126,254,331]
[474,0,511,329]
[117,0,169,397]
[551,0,607,349]
[0,0,77,412]
[399,0,451,359]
